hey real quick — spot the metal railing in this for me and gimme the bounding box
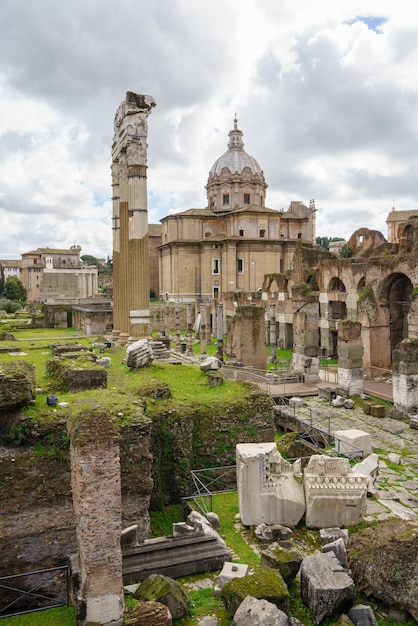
[0,565,70,619]
[182,465,236,519]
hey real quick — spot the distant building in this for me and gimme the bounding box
[386,207,418,245]
[0,259,21,282]
[19,245,98,303]
[158,118,316,302]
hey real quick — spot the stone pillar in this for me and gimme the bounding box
[175,303,181,349]
[186,303,193,356]
[111,92,156,342]
[69,407,123,626]
[292,295,320,382]
[337,320,364,396]
[164,303,171,339]
[200,304,207,356]
[391,338,418,417]
[269,304,277,354]
[216,302,224,361]
[225,305,266,369]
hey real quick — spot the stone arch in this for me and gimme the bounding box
[357,276,366,293]
[399,223,415,253]
[328,277,346,292]
[306,274,319,291]
[379,272,413,353]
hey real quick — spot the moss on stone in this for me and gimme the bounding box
[221,566,289,616]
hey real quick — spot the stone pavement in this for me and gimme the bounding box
[286,395,418,523]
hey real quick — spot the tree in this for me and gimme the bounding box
[5,276,27,302]
[0,265,4,295]
[81,254,98,266]
[339,244,353,258]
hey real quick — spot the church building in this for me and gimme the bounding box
[158,118,317,302]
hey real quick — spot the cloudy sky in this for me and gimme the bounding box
[1,0,417,259]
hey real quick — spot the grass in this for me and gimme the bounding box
[0,606,76,625]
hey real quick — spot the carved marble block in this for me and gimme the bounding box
[236,442,305,527]
[304,455,368,528]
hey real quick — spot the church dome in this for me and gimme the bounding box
[209,118,263,176]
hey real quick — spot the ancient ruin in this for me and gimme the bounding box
[111,91,156,343]
[236,444,369,528]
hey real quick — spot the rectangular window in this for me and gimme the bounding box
[237,258,244,274]
[259,229,265,238]
[212,259,220,274]
[239,229,244,237]
[222,194,229,205]
[213,287,219,299]
[244,193,250,204]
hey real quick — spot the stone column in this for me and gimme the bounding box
[68,407,123,626]
[269,304,277,355]
[200,304,207,356]
[111,92,156,342]
[391,338,418,418]
[186,303,193,355]
[292,294,320,382]
[337,320,364,396]
[216,302,224,361]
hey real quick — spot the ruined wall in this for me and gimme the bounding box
[69,407,124,625]
[225,305,267,369]
[149,383,275,507]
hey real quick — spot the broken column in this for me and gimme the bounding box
[391,338,418,418]
[292,289,320,381]
[111,91,156,343]
[226,305,266,369]
[269,304,277,355]
[337,320,364,396]
[69,407,124,626]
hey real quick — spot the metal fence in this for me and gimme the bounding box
[182,465,236,519]
[0,565,70,619]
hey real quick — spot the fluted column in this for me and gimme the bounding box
[111,92,156,342]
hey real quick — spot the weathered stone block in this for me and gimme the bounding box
[304,455,368,528]
[370,405,385,418]
[231,595,289,626]
[221,566,289,616]
[237,442,305,527]
[300,552,355,625]
[0,361,35,411]
[260,541,303,585]
[334,429,372,458]
[135,574,189,620]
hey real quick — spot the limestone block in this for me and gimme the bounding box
[387,453,401,465]
[348,604,378,626]
[410,415,418,430]
[200,356,222,371]
[221,566,289,617]
[322,537,347,567]
[319,528,349,546]
[370,405,385,418]
[216,561,249,595]
[304,455,368,528]
[135,574,189,620]
[260,541,304,585]
[231,595,289,626]
[255,523,273,542]
[334,429,372,458]
[300,552,355,625]
[236,443,305,527]
[126,339,154,368]
[354,454,379,496]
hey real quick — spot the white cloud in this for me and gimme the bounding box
[0,0,417,258]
